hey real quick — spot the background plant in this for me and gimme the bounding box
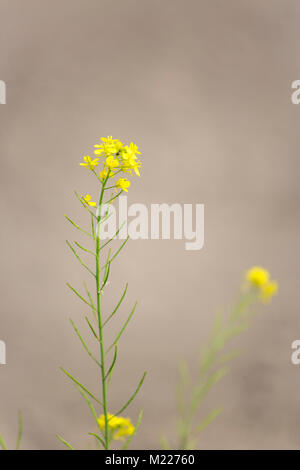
[0,412,22,450]
[162,267,278,450]
[58,136,145,450]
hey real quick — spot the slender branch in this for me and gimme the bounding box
[99,222,126,251]
[66,241,95,278]
[113,372,147,417]
[16,411,22,450]
[105,346,118,381]
[89,432,105,448]
[85,316,99,340]
[66,283,92,309]
[57,434,74,450]
[69,319,101,367]
[106,302,137,354]
[74,241,96,256]
[103,283,128,327]
[0,433,7,450]
[65,215,92,238]
[60,367,103,405]
[95,172,110,448]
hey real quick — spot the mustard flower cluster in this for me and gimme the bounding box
[97,414,135,441]
[79,136,141,204]
[245,266,278,302]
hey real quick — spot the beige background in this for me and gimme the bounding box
[0,0,299,450]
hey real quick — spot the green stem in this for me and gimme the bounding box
[96,172,110,449]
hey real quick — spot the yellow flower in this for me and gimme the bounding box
[260,281,278,303]
[79,155,99,170]
[246,267,270,287]
[94,136,123,157]
[97,414,135,441]
[105,155,119,170]
[121,156,141,176]
[245,266,278,304]
[81,194,97,207]
[121,142,141,160]
[99,168,115,181]
[115,178,131,192]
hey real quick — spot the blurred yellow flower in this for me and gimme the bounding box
[99,169,114,181]
[121,142,141,176]
[121,157,141,176]
[98,414,135,441]
[79,155,99,170]
[115,178,131,192]
[246,266,278,303]
[94,136,124,157]
[105,155,119,170]
[246,267,270,287]
[82,194,97,207]
[260,281,278,303]
[121,142,141,160]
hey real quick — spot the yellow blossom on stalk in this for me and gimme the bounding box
[120,142,142,176]
[97,414,135,441]
[105,155,119,170]
[99,168,114,181]
[121,156,141,176]
[121,142,141,160]
[81,194,97,207]
[115,178,131,192]
[260,281,278,303]
[245,266,278,303]
[79,155,99,170]
[246,266,270,287]
[94,136,124,157]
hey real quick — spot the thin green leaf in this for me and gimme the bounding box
[66,240,95,278]
[66,283,92,309]
[0,433,7,450]
[114,372,147,417]
[102,249,111,289]
[217,349,241,365]
[193,407,223,435]
[200,324,247,375]
[192,367,228,412]
[56,434,74,450]
[64,215,92,238]
[104,190,122,206]
[106,302,137,353]
[92,169,102,183]
[103,283,128,327]
[76,387,100,429]
[69,319,101,367]
[91,213,95,239]
[74,241,95,257]
[60,367,103,406]
[108,236,130,266]
[85,316,99,340]
[89,432,105,449]
[122,410,143,450]
[105,345,118,381]
[16,411,22,450]
[99,222,126,251]
[83,282,97,320]
[221,323,249,343]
